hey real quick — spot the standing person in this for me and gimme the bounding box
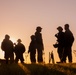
[28,35,36,63]
[1,34,14,64]
[53,26,65,62]
[62,24,74,63]
[35,26,44,63]
[14,39,25,63]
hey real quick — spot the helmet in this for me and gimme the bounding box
[17,39,22,42]
[36,26,42,30]
[57,26,63,30]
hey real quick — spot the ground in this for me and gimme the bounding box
[0,59,76,75]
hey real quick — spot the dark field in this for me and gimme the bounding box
[0,60,76,75]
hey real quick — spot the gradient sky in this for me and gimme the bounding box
[0,0,76,63]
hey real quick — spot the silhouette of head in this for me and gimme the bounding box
[64,24,69,30]
[31,35,35,41]
[36,26,42,32]
[17,39,22,43]
[57,26,63,32]
[5,34,10,40]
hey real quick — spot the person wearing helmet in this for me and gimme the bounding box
[35,26,44,63]
[14,39,25,63]
[1,34,14,64]
[53,26,65,63]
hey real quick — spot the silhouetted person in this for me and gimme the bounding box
[1,34,14,64]
[35,26,44,63]
[14,39,25,63]
[28,35,36,63]
[54,26,65,62]
[62,24,74,63]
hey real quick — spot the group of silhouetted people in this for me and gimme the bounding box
[53,24,74,63]
[1,35,26,64]
[28,26,44,63]
[0,24,75,64]
[1,26,44,64]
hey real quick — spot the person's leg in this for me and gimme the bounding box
[30,53,33,63]
[6,58,8,64]
[37,50,40,63]
[33,53,36,63]
[38,50,43,63]
[61,47,67,63]
[20,54,24,63]
[58,46,64,62]
[68,47,72,63]
[10,53,14,63]
[5,52,9,64]
[32,53,36,63]
[15,54,19,63]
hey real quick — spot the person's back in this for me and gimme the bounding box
[64,29,74,47]
[15,43,25,54]
[1,39,13,52]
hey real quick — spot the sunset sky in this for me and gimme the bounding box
[0,0,76,63]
